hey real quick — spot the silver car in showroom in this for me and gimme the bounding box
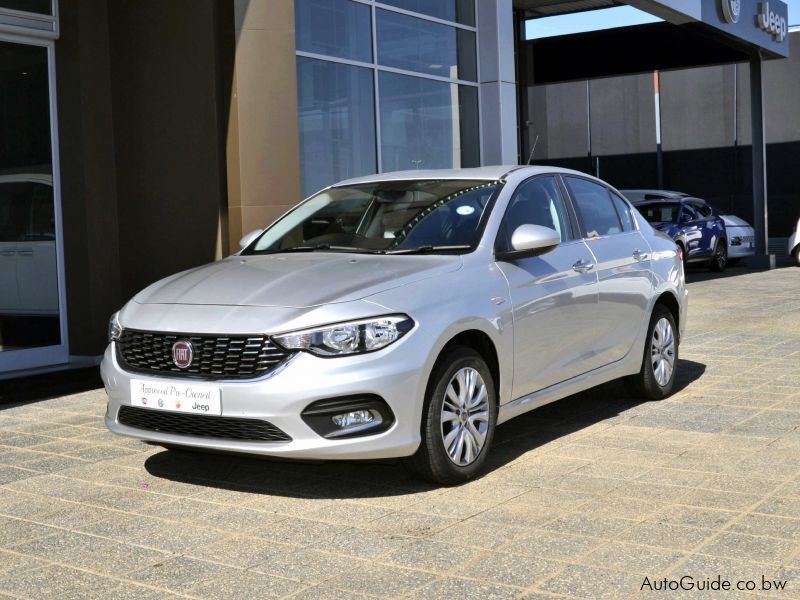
[102,166,687,484]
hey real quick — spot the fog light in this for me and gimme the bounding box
[332,410,375,429]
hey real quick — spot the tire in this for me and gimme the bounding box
[625,304,679,400]
[794,247,800,267]
[710,239,727,272]
[402,347,497,485]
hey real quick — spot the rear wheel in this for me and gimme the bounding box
[793,247,800,267]
[625,304,678,400]
[403,347,497,485]
[710,239,727,272]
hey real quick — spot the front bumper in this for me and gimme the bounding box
[101,332,431,460]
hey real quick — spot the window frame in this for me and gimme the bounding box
[493,174,580,255]
[608,189,637,233]
[561,174,635,240]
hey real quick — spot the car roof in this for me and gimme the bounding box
[621,189,691,200]
[334,165,596,186]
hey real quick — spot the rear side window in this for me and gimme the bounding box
[692,200,712,218]
[565,177,622,238]
[609,192,634,232]
[497,176,572,252]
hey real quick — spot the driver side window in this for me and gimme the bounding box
[497,177,572,252]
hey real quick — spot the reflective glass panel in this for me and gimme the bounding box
[379,0,475,26]
[0,41,60,351]
[0,1,51,15]
[297,57,377,197]
[295,0,372,63]
[379,72,479,172]
[377,9,476,81]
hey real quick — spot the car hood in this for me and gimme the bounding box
[133,253,463,308]
[721,215,751,228]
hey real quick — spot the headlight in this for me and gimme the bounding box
[272,315,414,357]
[108,311,122,343]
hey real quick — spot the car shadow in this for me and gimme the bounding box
[0,366,102,408]
[143,359,706,498]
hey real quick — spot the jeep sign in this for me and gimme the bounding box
[757,1,788,42]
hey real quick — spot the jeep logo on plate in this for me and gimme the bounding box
[721,0,740,23]
[172,341,193,368]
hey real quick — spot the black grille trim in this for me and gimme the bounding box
[116,329,291,380]
[118,406,292,442]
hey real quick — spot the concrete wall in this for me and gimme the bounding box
[226,0,301,254]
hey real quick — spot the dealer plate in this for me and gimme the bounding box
[130,379,221,416]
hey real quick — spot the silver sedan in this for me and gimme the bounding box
[102,166,687,484]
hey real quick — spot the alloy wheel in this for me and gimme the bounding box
[650,317,675,386]
[440,367,490,466]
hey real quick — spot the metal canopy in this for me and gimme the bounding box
[514,0,620,19]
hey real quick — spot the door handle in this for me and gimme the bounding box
[632,249,649,261]
[572,259,594,272]
[16,248,33,257]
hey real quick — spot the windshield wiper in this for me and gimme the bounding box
[384,245,472,255]
[260,244,369,254]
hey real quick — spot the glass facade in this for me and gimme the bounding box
[296,57,377,198]
[295,0,479,196]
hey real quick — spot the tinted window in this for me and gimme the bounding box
[376,9,476,81]
[497,177,572,251]
[610,192,634,232]
[565,177,622,238]
[379,0,475,26]
[692,200,712,218]
[637,202,681,224]
[0,182,32,242]
[681,204,699,222]
[295,0,372,62]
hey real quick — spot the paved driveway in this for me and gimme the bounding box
[0,267,799,599]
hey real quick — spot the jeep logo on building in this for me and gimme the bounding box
[757,2,787,42]
[721,0,741,24]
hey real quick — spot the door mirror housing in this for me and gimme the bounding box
[239,229,263,250]
[497,224,561,261]
[680,212,693,224]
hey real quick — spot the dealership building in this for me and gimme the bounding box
[0,0,794,376]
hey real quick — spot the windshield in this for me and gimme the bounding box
[243,179,501,255]
[637,202,681,224]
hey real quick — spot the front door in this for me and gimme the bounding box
[495,176,599,400]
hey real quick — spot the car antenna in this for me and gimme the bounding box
[527,135,539,165]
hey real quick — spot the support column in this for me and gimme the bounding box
[478,0,518,165]
[749,52,774,268]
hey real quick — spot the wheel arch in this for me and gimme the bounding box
[428,329,501,405]
[653,290,681,343]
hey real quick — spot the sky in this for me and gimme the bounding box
[526,1,800,40]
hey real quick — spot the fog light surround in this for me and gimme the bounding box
[301,396,394,439]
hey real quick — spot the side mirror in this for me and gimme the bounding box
[238,229,263,250]
[497,224,560,261]
[680,213,693,224]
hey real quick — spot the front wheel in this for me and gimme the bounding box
[710,239,727,272]
[793,247,800,267]
[625,304,679,400]
[402,347,497,485]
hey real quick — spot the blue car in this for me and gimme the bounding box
[622,190,728,272]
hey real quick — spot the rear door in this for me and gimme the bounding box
[563,176,654,368]
[690,199,724,257]
[494,175,599,398]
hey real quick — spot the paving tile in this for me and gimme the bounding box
[325,564,438,597]
[465,551,565,587]
[616,522,715,550]
[190,569,305,599]
[385,538,481,571]
[581,541,684,575]
[409,577,521,599]
[251,548,358,583]
[699,532,797,564]
[502,530,605,560]
[128,556,233,593]
[538,564,643,598]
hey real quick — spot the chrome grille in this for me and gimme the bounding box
[116,329,291,380]
[118,406,291,442]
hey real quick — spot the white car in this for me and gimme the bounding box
[0,174,58,316]
[721,215,755,265]
[790,216,800,266]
